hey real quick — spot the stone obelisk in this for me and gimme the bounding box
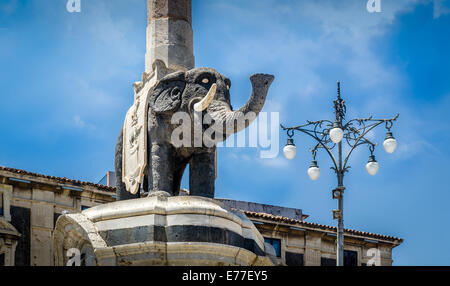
[145,0,195,74]
[145,0,217,180]
[121,0,197,196]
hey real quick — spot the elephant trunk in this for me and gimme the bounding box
[207,73,274,136]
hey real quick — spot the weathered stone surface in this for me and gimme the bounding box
[53,196,274,266]
[148,0,192,24]
[146,17,194,72]
[31,228,52,266]
[304,233,322,266]
[0,184,13,221]
[31,188,54,204]
[31,203,53,229]
[146,0,194,73]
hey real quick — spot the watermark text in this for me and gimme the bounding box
[67,0,81,13]
[367,0,382,13]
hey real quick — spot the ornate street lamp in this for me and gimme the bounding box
[281,81,399,266]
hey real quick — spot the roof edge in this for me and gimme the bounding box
[244,210,403,244]
[0,166,115,193]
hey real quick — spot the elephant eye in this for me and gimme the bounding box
[197,73,214,87]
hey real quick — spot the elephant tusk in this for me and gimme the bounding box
[194,83,217,112]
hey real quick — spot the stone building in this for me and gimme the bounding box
[243,210,402,266]
[0,166,402,266]
[0,167,115,266]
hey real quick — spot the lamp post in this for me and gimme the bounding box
[281,81,398,266]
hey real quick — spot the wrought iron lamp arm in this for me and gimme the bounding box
[342,115,398,169]
[281,123,339,171]
[343,114,399,136]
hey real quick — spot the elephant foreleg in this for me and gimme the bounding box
[147,143,175,196]
[189,150,216,198]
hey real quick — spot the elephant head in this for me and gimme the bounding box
[148,67,275,145]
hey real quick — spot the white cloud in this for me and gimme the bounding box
[207,0,425,88]
[394,140,440,159]
[433,0,450,18]
[203,0,449,167]
[73,115,85,128]
[258,156,289,168]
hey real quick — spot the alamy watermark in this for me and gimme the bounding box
[66,248,81,266]
[66,247,95,266]
[66,0,380,14]
[367,0,382,13]
[67,0,81,13]
[170,111,279,159]
[366,248,381,266]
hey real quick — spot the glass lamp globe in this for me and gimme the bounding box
[330,126,344,144]
[283,138,297,160]
[383,132,397,154]
[366,155,379,176]
[308,160,320,181]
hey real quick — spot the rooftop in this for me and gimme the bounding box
[0,166,115,193]
[217,198,309,221]
[244,210,403,244]
[0,166,402,244]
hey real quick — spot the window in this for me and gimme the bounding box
[264,237,281,257]
[344,250,358,266]
[81,206,90,211]
[285,252,304,266]
[10,206,31,266]
[321,257,336,266]
[0,253,5,266]
[321,250,358,266]
[0,193,3,216]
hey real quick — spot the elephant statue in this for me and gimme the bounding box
[115,67,274,200]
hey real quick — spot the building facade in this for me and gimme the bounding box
[244,211,402,266]
[0,167,115,266]
[0,166,402,266]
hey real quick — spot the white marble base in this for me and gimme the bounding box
[53,196,276,266]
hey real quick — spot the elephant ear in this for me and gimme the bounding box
[149,71,186,113]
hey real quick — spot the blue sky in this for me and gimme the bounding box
[1,0,449,265]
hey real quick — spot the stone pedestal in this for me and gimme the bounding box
[53,196,276,266]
